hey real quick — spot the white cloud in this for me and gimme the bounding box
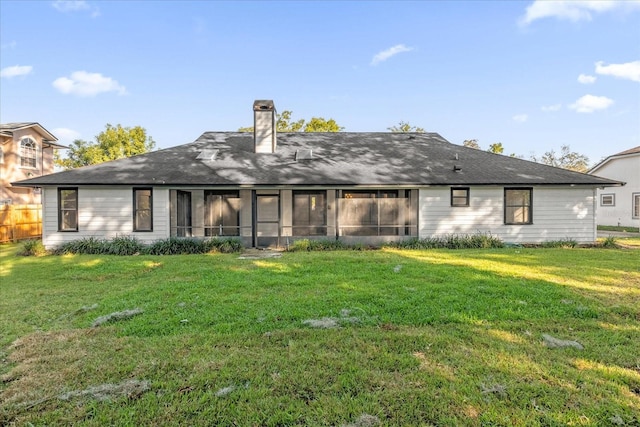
[541,104,562,112]
[1,65,33,78]
[371,44,413,66]
[595,60,640,82]
[53,71,127,97]
[520,0,640,25]
[52,0,100,17]
[512,114,529,123]
[569,94,614,113]
[52,127,81,142]
[577,74,596,84]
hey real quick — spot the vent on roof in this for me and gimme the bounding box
[295,149,313,161]
[196,149,219,161]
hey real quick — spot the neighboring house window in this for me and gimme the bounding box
[0,146,4,164]
[451,187,470,207]
[204,190,240,236]
[339,190,401,236]
[58,188,78,231]
[133,188,153,231]
[293,191,327,236]
[600,194,615,206]
[633,193,640,219]
[504,188,532,225]
[20,138,37,168]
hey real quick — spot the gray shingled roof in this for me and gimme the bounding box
[14,132,621,187]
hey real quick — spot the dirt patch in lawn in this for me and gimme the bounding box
[0,328,140,413]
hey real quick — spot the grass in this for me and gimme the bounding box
[1,243,639,426]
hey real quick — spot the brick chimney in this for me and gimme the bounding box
[253,100,276,153]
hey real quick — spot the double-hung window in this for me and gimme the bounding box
[20,138,37,168]
[633,193,640,219]
[58,188,78,231]
[504,188,532,225]
[451,187,470,207]
[600,194,615,206]
[133,188,153,231]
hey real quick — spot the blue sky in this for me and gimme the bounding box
[1,0,639,166]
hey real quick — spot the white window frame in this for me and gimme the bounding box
[600,194,615,207]
[633,193,640,219]
[20,137,37,169]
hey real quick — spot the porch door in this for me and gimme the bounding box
[176,191,192,237]
[255,194,280,247]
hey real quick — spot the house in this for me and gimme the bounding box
[1,123,65,205]
[13,100,621,249]
[588,146,639,229]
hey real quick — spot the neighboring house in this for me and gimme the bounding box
[14,100,621,249]
[588,146,640,229]
[1,123,65,205]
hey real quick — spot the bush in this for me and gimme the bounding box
[384,233,504,250]
[287,239,358,252]
[107,236,145,255]
[55,237,108,255]
[541,238,577,248]
[18,239,48,257]
[53,236,243,256]
[601,236,618,248]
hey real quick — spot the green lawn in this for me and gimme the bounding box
[1,243,639,426]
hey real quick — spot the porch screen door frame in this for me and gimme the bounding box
[254,192,280,247]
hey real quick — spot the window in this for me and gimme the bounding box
[204,191,240,236]
[504,188,532,225]
[634,193,640,219]
[133,188,153,231]
[451,187,470,207]
[58,188,78,231]
[293,191,326,236]
[600,194,615,206]
[20,138,37,168]
[0,146,4,164]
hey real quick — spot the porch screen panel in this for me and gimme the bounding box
[204,191,240,236]
[293,192,326,236]
[378,191,399,235]
[257,196,279,237]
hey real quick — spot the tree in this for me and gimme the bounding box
[531,145,589,172]
[387,121,425,133]
[238,110,343,133]
[303,117,344,132]
[463,139,480,149]
[488,142,504,154]
[55,124,155,169]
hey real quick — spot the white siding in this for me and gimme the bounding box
[42,186,170,248]
[419,186,597,243]
[591,154,640,228]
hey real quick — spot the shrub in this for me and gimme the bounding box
[601,236,618,248]
[287,239,355,252]
[53,236,243,256]
[143,237,243,255]
[55,237,108,255]
[384,233,504,250]
[107,236,145,255]
[204,238,243,253]
[18,239,48,257]
[541,238,577,248]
